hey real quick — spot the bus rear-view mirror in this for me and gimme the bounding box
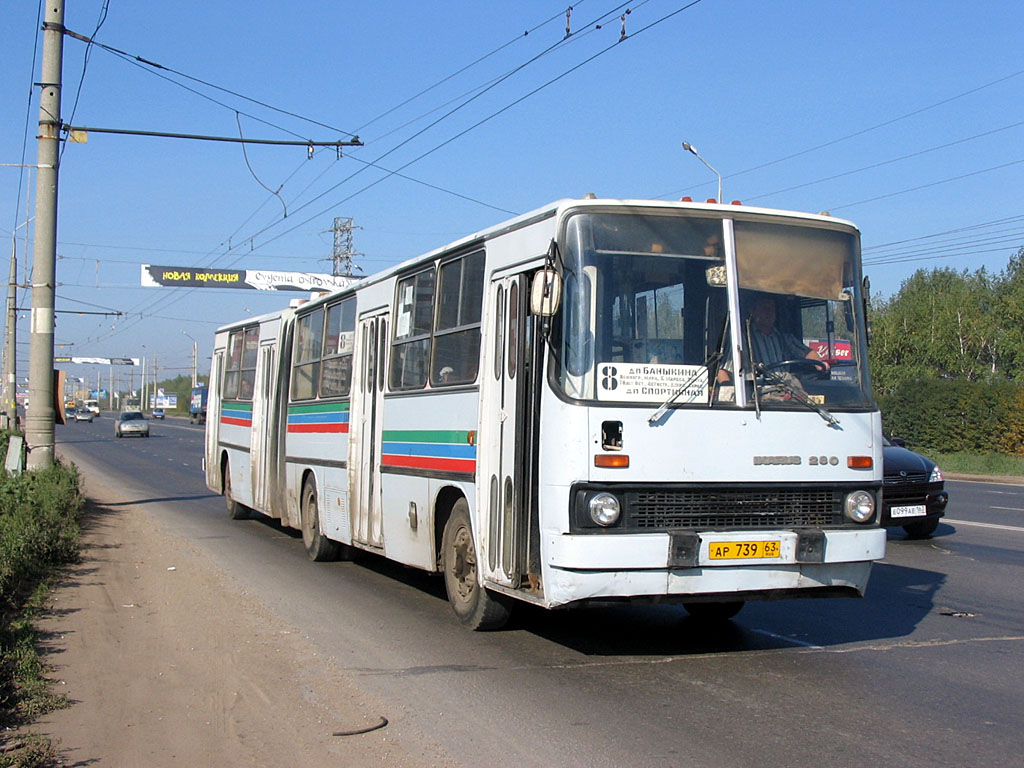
[531,269,562,316]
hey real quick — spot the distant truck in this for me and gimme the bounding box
[82,399,100,416]
[189,385,208,424]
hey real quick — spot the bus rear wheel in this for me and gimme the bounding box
[223,462,250,520]
[301,480,340,562]
[441,499,510,630]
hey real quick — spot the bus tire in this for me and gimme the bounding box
[903,517,939,539]
[683,601,745,621]
[301,479,340,562]
[223,462,250,520]
[441,499,510,630]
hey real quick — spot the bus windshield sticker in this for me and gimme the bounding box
[596,363,708,403]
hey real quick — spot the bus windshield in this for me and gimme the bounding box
[555,210,873,410]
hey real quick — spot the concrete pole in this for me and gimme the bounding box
[2,243,17,429]
[25,0,64,469]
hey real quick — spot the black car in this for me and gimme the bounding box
[881,436,948,538]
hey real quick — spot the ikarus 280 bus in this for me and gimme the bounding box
[206,197,885,629]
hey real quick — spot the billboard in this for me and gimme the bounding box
[141,265,360,292]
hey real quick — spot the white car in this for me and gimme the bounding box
[114,410,149,438]
[74,409,95,422]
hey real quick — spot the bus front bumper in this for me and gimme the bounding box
[541,527,886,608]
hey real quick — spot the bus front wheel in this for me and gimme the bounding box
[223,462,250,520]
[441,499,510,630]
[301,480,340,562]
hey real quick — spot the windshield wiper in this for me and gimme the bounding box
[758,367,841,428]
[648,350,721,424]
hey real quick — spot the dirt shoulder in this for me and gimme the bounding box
[34,447,450,767]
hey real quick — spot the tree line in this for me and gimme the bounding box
[868,247,1024,455]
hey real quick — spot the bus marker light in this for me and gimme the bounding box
[595,454,629,468]
[848,456,872,469]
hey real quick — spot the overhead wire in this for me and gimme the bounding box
[60,0,110,161]
[352,2,587,135]
[743,119,1024,203]
[657,67,1024,200]
[70,1,708,354]
[220,0,705,261]
[79,2,662,348]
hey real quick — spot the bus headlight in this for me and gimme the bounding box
[844,490,875,523]
[588,493,621,527]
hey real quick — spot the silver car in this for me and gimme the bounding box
[114,410,149,438]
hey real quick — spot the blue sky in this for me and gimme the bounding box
[2,0,1022,384]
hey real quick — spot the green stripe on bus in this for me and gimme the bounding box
[288,402,350,414]
[382,429,469,444]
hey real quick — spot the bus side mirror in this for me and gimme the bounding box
[530,269,562,316]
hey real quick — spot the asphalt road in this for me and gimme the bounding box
[56,416,1024,768]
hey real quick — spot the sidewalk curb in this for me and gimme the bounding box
[945,473,1024,485]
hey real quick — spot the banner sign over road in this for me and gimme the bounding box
[141,265,360,292]
[55,357,139,365]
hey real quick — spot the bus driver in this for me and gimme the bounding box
[716,294,828,386]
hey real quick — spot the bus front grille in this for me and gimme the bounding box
[627,488,843,530]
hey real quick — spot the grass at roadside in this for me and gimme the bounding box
[931,451,1024,478]
[0,434,83,767]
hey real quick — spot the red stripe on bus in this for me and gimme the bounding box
[287,423,349,433]
[382,454,476,473]
[221,417,252,427]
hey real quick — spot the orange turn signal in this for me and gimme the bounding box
[595,454,630,468]
[847,456,873,469]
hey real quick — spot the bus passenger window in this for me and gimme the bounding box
[291,308,323,400]
[391,269,435,390]
[431,250,484,386]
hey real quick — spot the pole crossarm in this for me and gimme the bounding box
[62,124,362,149]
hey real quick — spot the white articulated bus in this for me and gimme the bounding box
[206,197,885,629]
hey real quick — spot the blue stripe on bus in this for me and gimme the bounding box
[288,412,349,425]
[381,441,477,460]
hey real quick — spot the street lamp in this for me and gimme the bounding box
[682,141,722,204]
[181,331,197,388]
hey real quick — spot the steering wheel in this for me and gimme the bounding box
[761,358,829,378]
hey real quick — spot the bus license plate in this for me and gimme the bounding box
[708,540,781,560]
[890,504,927,518]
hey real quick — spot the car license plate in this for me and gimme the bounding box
[707,540,781,560]
[890,504,927,518]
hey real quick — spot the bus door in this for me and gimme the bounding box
[250,342,277,512]
[480,274,529,588]
[353,310,387,549]
[205,350,223,491]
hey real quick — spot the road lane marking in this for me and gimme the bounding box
[811,635,1024,654]
[944,517,1024,532]
[990,506,1024,512]
[750,629,823,649]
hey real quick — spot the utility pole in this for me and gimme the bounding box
[327,217,363,277]
[182,331,197,387]
[2,245,17,428]
[25,0,64,469]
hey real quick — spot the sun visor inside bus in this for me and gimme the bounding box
[734,225,850,301]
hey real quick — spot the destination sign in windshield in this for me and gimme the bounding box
[596,363,708,403]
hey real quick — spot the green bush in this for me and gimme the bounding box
[0,459,83,735]
[878,377,1024,458]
